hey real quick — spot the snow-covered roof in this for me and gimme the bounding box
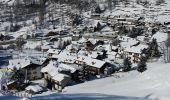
[47,49,61,54]
[24,41,41,49]
[78,37,87,43]
[83,11,91,18]
[88,51,103,59]
[94,44,112,52]
[58,63,77,74]
[101,26,113,32]
[120,37,139,48]
[8,57,47,70]
[41,61,59,77]
[88,38,99,45]
[118,36,132,42]
[124,44,148,54]
[26,85,43,93]
[7,59,31,70]
[107,51,117,56]
[7,80,16,85]
[41,45,52,50]
[29,57,47,65]
[66,44,79,51]
[53,51,106,69]
[137,36,145,42]
[53,51,76,64]
[76,56,106,69]
[52,73,70,82]
[78,50,89,56]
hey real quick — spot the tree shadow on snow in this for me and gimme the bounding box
[31,93,153,100]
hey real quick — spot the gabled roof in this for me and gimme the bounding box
[94,44,112,52]
[101,26,113,32]
[41,61,71,82]
[47,49,61,54]
[52,73,70,82]
[7,59,31,70]
[120,37,139,48]
[41,60,59,77]
[76,56,106,69]
[78,37,87,43]
[88,51,102,59]
[58,63,77,74]
[52,51,106,69]
[124,44,148,54]
[88,38,99,45]
[52,51,77,64]
[8,57,48,70]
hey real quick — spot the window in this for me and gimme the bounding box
[92,62,96,65]
[136,53,139,56]
[129,52,132,55]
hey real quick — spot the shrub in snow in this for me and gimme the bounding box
[123,58,132,72]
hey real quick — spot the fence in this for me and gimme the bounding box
[0,90,33,98]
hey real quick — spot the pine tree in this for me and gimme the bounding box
[156,0,165,5]
[11,67,25,91]
[123,58,132,72]
[149,38,161,57]
[94,26,98,32]
[96,22,101,31]
[16,36,25,52]
[137,56,147,73]
[108,0,112,11]
[11,68,25,83]
[95,5,102,14]
[72,15,82,26]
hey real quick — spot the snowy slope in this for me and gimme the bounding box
[22,62,170,100]
[62,63,170,100]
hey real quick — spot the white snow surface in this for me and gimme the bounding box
[10,62,169,100]
[63,63,170,100]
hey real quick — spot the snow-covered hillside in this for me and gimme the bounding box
[64,63,170,100]
[29,62,170,100]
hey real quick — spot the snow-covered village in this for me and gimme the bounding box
[0,0,170,100]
